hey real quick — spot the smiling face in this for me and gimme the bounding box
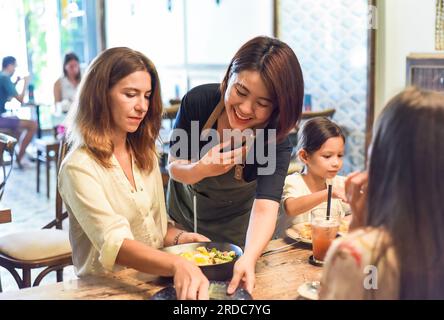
[223,70,274,131]
[300,136,345,179]
[109,70,152,138]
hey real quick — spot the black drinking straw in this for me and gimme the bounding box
[326,184,332,220]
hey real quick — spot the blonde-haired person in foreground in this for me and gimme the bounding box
[320,87,444,299]
[59,47,211,300]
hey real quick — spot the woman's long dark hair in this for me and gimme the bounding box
[367,87,444,299]
[63,52,81,81]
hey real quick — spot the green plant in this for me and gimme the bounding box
[23,0,48,90]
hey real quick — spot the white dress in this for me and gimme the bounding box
[57,76,78,112]
[58,147,168,276]
[60,76,77,102]
[274,172,350,237]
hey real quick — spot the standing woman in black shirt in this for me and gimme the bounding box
[167,36,304,294]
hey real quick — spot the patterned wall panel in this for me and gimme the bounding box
[279,0,369,173]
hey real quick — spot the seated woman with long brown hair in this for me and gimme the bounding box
[59,47,211,300]
[320,87,444,299]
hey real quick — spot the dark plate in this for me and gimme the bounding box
[150,281,252,300]
[162,242,243,281]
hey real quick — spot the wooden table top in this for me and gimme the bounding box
[0,239,322,300]
[0,205,11,224]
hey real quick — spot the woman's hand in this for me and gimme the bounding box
[178,232,211,244]
[332,185,347,202]
[345,171,368,230]
[197,141,246,179]
[227,254,256,295]
[173,258,210,300]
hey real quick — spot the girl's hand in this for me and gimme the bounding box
[179,232,211,244]
[227,254,256,295]
[197,140,246,179]
[345,171,368,230]
[173,258,210,300]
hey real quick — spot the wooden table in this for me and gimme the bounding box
[0,205,11,224]
[0,239,322,300]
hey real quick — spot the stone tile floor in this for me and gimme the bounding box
[0,157,77,293]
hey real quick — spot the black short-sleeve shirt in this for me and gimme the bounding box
[169,83,292,203]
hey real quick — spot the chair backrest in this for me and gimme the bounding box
[293,108,337,136]
[301,108,336,120]
[163,103,180,120]
[0,133,17,201]
[43,136,69,230]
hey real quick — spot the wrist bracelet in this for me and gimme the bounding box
[174,231,186,245]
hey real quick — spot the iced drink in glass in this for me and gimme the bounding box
[311,208,340,263]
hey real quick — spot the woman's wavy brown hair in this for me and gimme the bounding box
[220,36,304,143]
[66,47,163,173]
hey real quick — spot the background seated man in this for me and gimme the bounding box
[0,56,38,168]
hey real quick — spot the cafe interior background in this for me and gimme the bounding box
[0,0,439,293]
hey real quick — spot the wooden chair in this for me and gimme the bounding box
[163,103,180,120]
[163,103,180,130]
[0,139,72,291]
[0,133,18,200]
[301,108,336,120]
[0,133,17,292]
[0,128,20,141]
[159,102,178,193]
[289,108,337,146]
[287,108,337,174]
[35,129,60,198]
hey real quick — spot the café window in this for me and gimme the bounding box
[104,0,273,104]
[2,0,100,129]
[57,0,100,65]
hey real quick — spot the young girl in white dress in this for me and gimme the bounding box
[275,117,350,237]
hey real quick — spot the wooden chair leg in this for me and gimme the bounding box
[56,269,63,282]
[34,266,66,286]
[36,150,41,193]
[22,268,31,288]
[1,265,24,289]
[46,152,50,199]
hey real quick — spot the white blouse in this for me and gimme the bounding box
[58,147,168,276]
